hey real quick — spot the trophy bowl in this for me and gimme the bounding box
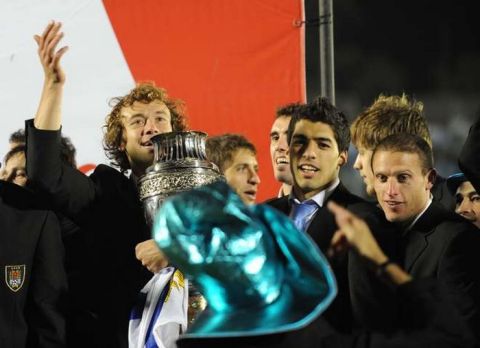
[138,131,224,227]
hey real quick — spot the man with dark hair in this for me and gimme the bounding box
[459,113,480,193]
[1,145,27,186]
[371,133,480,342]
[269,103,299,197]
[351,94,453,208]
[0,180,67,347]
[446,173,480,229]
[267,96,396,333]
[25,21,187,347]
[206,134,260,205]
[8,129,26,149]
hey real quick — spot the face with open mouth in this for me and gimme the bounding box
[120,100,173,175]
[373,150,433,223]
[270,115,293,185]
[224,148,261,205]
[290,120,346,200]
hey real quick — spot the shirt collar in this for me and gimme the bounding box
[404,196,433,232]
[290,177,340,207]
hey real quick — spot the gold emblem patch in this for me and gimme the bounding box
[5,265,26,292]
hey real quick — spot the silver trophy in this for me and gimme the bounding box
[138,131,223,323]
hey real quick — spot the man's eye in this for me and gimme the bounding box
[131,119,144,126]
[271,135,279,141]
[319,142,330,149]
[376,174,387,183]
[398,175,408,183]
[471,195,480,202]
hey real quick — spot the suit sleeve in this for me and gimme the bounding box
[438,224,480,342]
[27,211,67,348]
[459,117,480,193]
[316,279,476,348]
[25,119,99,225]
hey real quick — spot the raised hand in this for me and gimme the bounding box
[33,21,69,130]
[34,21,68,85]
[327,201,388,266]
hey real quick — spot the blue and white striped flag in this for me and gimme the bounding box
[129,267,189,348]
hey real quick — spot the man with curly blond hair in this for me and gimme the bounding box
[350,94,453,209]
[25,21,187,347]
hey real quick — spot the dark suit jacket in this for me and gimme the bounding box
[177,279,475,348]
[0,181,67,348]
[266,183,398,334]
[401,201,480,342]
[25,120,151,348]
[459,117,480,193]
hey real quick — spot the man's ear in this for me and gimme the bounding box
[426,168,437,190]
[338,151,348,167]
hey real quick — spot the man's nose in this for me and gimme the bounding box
[353,153,362,170]
[386,179,399,196]
[456,198,472,214]
[143,117,159,135]
[248,169,260,185]
[302,140,317,159]
[277,135,288,152]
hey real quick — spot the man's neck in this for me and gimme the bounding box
[292,178,340,203]
[400,196,433,232]
[278,183,292,197]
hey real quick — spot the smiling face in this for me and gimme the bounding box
[455,181,480,229]
[120,100,173,176]
[373,150,433,223]
[269,116,293,185]
[353,146,375,196]
[290,120,346,200]
[223,148,260,205]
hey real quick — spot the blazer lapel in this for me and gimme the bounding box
[402,203,443,272]
[306,184,350,252]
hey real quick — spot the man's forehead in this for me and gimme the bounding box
[458,181,476,194]
[372,150,422,171]
[121,100,169,115]
[293,120,335,139]
[271,115,291,131]
[231,148,258,164]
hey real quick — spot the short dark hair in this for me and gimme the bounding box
[206,134,256,173]
[372,133,434,174]
[60,136,77,168]
[276,102,301,119]
[4,144,26,164]
[9,129,25,145]
[287,96,350,153]
[4,138,76,169]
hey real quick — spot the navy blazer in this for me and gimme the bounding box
[401,201,480,342]
[0,181,67,348]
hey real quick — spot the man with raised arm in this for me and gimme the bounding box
[26,21,187,347]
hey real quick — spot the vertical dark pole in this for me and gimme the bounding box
[319,0,335,104]
[304,0,320,102]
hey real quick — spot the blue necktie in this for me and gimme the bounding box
[291,200,318,232]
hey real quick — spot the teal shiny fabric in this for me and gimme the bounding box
[153,181,337,338]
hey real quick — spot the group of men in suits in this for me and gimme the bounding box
[3,19,480,348]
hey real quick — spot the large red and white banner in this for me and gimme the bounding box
[0,0,305,201]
